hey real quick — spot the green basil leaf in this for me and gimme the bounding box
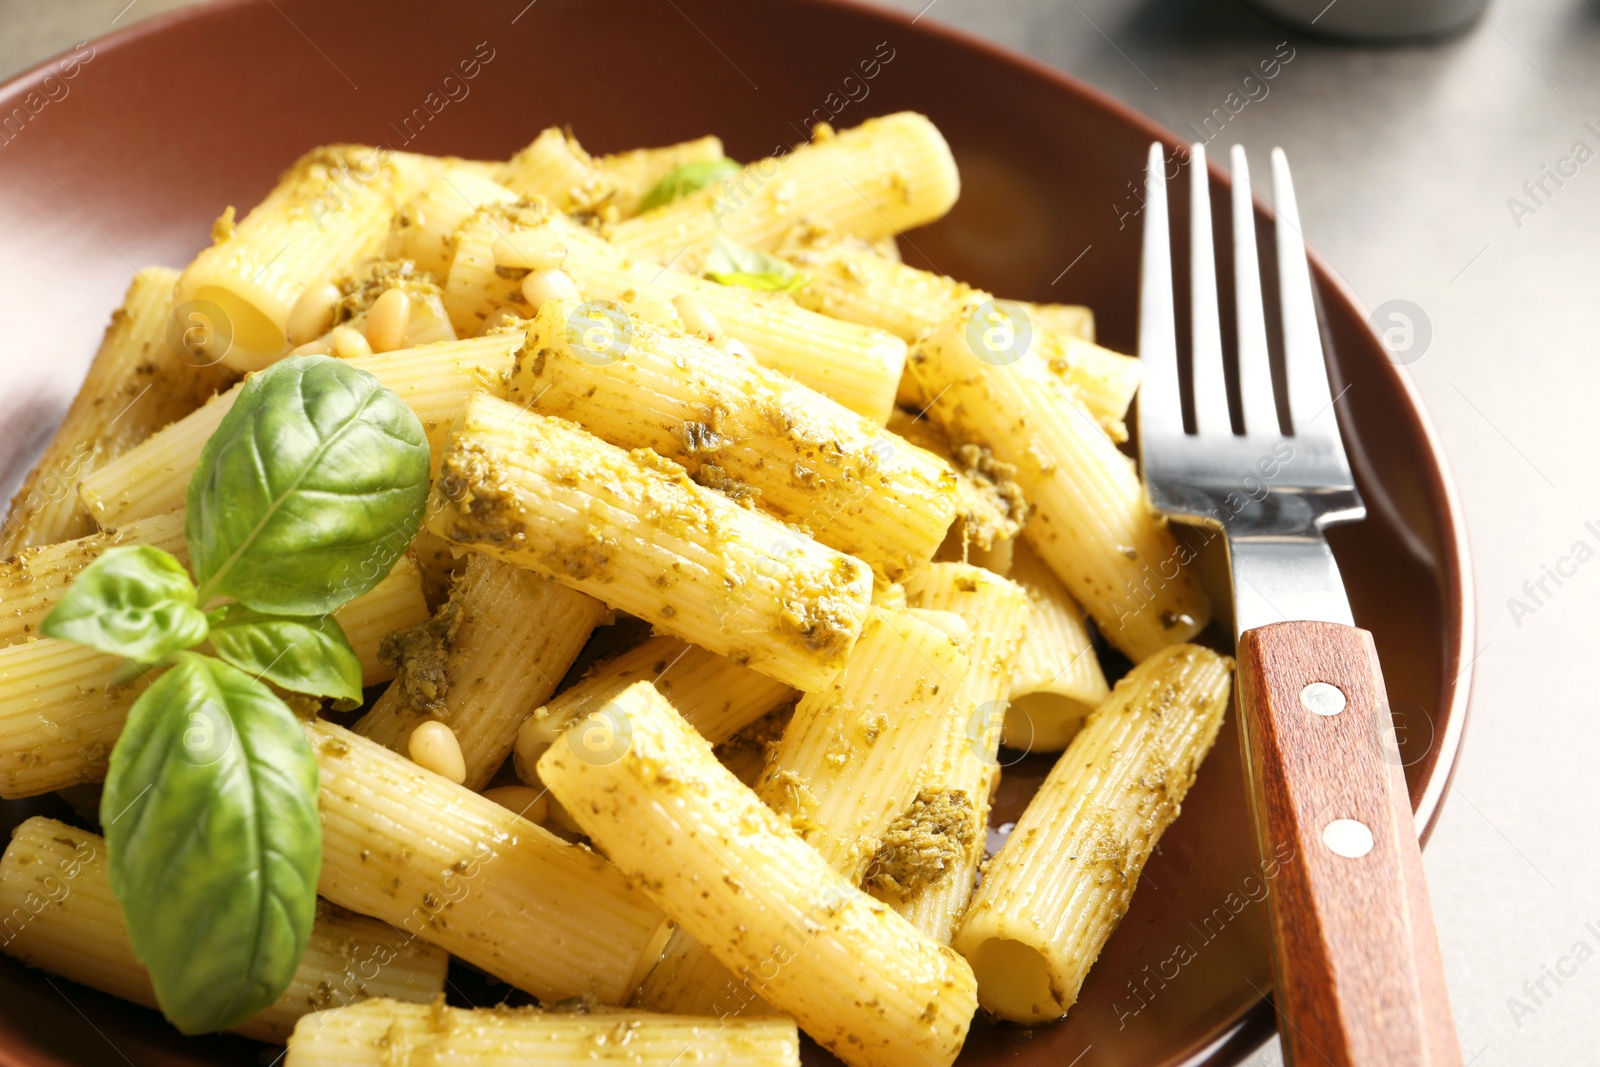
[702,237,810,293]
[40,545,208,664]
[208,605,364,706]
[101,652,320,1034]
[186,355,430,616]
[638,157,741,213]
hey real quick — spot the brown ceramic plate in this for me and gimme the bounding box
[0,0,1472,1064]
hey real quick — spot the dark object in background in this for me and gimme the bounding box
[1247,0,1481,40]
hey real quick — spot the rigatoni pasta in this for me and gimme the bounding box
[595,134,725,218]
[538,680,978,1067]
[499,126,610,211]
[0,512,187,647]
[0,818,448,1044]
[512,299,958,580]
[756,607,969,880]
[0,558,426,799]
[424,391,874,693]
[0,111,1232,1061]
[284,997,801,1067]
[887,410,1029,574]
[907,300,1211,660]
[176,146,422,372]
[885,564,1030,943]
[355,551,606,790]
[387,167,518,276]
[636,607,970,1016]
[953,644,1232,1023]
[1004,541,1110,750]
[0,267,232,555]
[308,718,667,1005]
[79,331,523,528]
[779,230,1135,438]
[608,112,960,266]
[445,203,907,422]
[513,633,795,783]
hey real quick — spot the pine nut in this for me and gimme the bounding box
[482,785,548,824]
[493,234,568,272]
[328,324,372,359]
[408,720,466,784]
[289,340,332,356]
[520,269,580,314]
[672,294,721,342]
[365,288,411,354]
[286,282,341,345]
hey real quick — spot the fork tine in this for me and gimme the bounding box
[1270,148,1344,444]
[1137,142,1183,443]
[1230,146,1279,436]
[1189,144,1229,436]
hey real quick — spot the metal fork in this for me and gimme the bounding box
[1137,142,1461,1066]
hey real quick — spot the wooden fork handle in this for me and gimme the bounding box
[1236,621,1460,1066]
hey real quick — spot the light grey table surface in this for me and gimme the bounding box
[2,1,1595,1064]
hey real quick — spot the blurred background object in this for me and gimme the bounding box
[1247,0,1481,40]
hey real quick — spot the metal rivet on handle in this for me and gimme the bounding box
[1300,681,1347,716]
[1323,819,1375,858]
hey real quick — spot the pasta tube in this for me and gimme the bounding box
[596,134,725,218]
[1005,542,1110,750]
[513,633,795,784]
[885,565,1030,943]
[887,410,1028,575]
[756,607,969,880]
[0,559,427,799]
[388,167,518,276]
[538,680,977,1067]
[779,230,1135,438]
[1018,300,1095,343]
[284,997,800,1067]
[0,818,448,1044]
[176,146,421,372]
[608,113,959,265]
[79,331,522,528]
[355,551,607,791]
[634,607,971,1015]
[308,719,667,1005]
[424,392,873,693]
[0,512,187,648]
[906,301,1210,660]
[633,925,784,1017]
[499,127,610,211]
[0,267,231,555]
[953,644,1232,1023]
[513,299,957,580]
[444,204,905,423]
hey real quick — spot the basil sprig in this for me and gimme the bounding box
[40,354,430,1034]
[702,236,810,294]
[638,156,741,213]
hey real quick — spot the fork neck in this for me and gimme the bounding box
[1225,492,1356,637]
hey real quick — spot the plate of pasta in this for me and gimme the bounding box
[0,1,1472,1066]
